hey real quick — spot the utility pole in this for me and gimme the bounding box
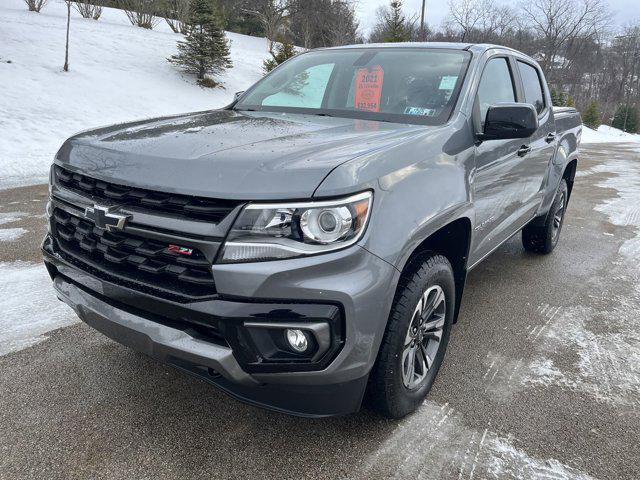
[419,0,426,41]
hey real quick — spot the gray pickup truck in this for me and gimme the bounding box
[43,43,581,418]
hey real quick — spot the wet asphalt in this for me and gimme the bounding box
[0,143,639,479]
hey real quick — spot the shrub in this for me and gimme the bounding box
[199,77,219,88]
[582,101,600,130]
[612,105,639,133]
[263,40,297,73]
[74,0,102,19]
[550,88,566,107]
[120,0,160,29]
[24,0,48,12]
[163,0,190,33]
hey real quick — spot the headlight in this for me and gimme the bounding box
[219,191,372,263]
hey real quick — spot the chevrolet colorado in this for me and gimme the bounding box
[43,43,582,418]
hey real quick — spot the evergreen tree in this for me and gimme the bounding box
[550,88,566,107]
[582,101,600,130]
[169,0,232,85]
[566,96,575,107]
[384,1,412,42]
[263,40,297,73]
[612,105,639,133]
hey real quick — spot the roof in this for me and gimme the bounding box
[317,42,532,62]
[322,42,474,51]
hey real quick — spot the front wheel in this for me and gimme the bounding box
[368,254,455,418]
[522,179,568,254]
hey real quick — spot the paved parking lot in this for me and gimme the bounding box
[1,143,639,479]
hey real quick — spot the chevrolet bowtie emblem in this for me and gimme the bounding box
[84,205,130,232]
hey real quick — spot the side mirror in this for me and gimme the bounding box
[479,103,538,141]
[234,91,245,100]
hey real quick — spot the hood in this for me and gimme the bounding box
[55,109,424,200]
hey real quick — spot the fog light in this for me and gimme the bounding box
[285,329,309,353]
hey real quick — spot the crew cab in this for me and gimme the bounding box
[43,43,581,418]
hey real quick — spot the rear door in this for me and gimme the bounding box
[514,60,557,206]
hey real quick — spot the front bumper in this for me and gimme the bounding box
[43,236,399,417]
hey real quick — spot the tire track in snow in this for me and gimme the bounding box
[481,155,640,408]
[355,401,593,480]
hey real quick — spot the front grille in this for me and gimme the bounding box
[52,208,217,301]
[54,165,239,223]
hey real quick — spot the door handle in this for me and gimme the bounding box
[545,132,556,143]
[517,145,532,157]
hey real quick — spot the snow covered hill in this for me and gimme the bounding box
[0,0,271,189]
[581,125,640,144]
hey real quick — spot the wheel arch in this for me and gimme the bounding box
[562,157,578,201]
[397,217,472,324]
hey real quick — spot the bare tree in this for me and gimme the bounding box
[298,14,315,49]
[24,0,48,12]
[520,0,611,82]
[286,0,359,48]
[163,0,189,33]
[478,5,519,42]
[63,0,71,71]
[120,0,160,29]
[74,0,102,20]
[328,0,359,46]
[245,0,288,53]
[431,0,640,124]
[447,0,488,41]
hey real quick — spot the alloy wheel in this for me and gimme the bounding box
[552,193,566,242]
[401,285,446,390]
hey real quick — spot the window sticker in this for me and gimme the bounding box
[439,75,458,90]
[404,106,436,116]
[354,65,384,112]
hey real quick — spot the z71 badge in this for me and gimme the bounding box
[167,244,194,256]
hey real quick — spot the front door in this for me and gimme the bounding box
[471,57,532,263]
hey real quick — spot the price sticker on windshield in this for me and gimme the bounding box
[354,65,384,112]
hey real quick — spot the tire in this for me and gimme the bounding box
[522,179,568,254]
[368,254,456,419]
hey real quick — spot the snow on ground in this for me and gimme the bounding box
[592,158,640,264]
[581,124,640,144]
[479,152,640,408]
[0,0,271,189]
[0,262,76,356]
[0,211,27,225]
[523,302,640,408]
[0,227,27,242]
[357,400,593,479]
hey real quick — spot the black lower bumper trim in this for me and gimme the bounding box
[173,358,369,418]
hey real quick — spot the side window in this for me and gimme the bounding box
[476,58,516,126]
[517,61,545,115]
[262,63,335,108]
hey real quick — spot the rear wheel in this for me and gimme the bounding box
[368,254,455,418]
[522,179,568,254]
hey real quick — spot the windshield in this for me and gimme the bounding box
[234,48,471,125]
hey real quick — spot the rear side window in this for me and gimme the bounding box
[517,61,545,114]
[476,58,516,126]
